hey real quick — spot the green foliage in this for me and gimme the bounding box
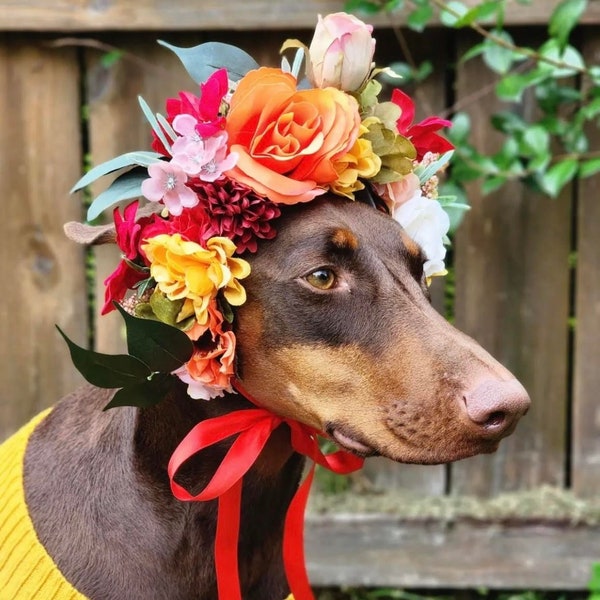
[345,0,599,199]
[57,306,194,410]
[590,562,600,599]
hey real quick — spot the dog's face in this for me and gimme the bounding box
[234,196,530,464]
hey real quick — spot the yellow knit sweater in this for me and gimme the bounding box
[0,412,296,600]
[0,410,86,600]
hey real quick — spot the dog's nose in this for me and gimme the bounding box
[463,379,530,436]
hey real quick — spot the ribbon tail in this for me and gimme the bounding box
[215,478,243,600]
[283,464,316,600]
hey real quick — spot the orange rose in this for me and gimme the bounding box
[186,331,236,391]
[225,67,361,204]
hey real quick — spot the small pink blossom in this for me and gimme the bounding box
[171,132,238,181]
[141,161,198,216]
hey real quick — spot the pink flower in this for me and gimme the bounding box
[307,12,375,91]
[151,69,229,155]
[373,173,421,214]
[392,88,454,161]
[141,161,198,216]
[171,131,238,181]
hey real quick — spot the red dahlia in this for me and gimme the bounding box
[189,179,281,254]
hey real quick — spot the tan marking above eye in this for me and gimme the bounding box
[305,268,336,290]
[330,228,359,251]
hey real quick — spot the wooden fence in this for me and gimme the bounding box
[1,0,599,592]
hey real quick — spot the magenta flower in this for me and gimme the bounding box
[151,69,229,155]
[392,88,454,161]
[141,161,198,216]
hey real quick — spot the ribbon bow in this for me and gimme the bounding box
[167,385,364,600]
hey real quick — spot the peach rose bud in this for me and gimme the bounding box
[308,12,376,92]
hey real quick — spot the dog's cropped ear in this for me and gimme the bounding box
[63,221,116,245]
[63,203,161,245]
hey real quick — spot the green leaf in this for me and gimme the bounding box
[407,4,433,31]
[438,183,470,232]
[460,41,485,63]
[440,1,468,27]
[539,39,585,77]
[521,125,550,156]
[115,303,194,373]
[482,175,507,195]
[482,31,516,74]
[449,112,470,143]
[580,157,600,178]
[71,151,162,193]
[86,168,147,221]
[158,40,259,83]
[454,0,502,27]
[539,158,579,197]
[103,373,176,410]
[491,111,526,134]
[496,68,548,102]
[57,326,151,388]
[549,0,587,48]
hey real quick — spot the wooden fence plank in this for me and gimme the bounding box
[0,37,86,440]
[451,33,571,496]
[572,31,600,497]
[306,515,599,590]
[1,0,600,31]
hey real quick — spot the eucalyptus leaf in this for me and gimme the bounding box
[115,303,194,373]
[71,151,162,193]
[158,40,259,83]
[138,96,172,154]
[103,373,176,411]
[415,151,454,184]
[57,326,151,388]
[87,168,147,221]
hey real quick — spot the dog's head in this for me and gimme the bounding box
[234,195,530,464]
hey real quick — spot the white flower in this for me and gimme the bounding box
[392,191,450,278]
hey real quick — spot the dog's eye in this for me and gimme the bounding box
[305,268,336,290]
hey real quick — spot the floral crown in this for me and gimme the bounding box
[64,12,459,407]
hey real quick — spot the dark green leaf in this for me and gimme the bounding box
[103,373,176,410]
[158,40,259,83]
[521,125,550,156]
[86,168,147,221]
[491,111,526,134]
[115,303,194,373]
[549,0,587,48]
[71,151,162,193]
[460,42,485,63]
[539,158,579,197]
[57,326,151,388]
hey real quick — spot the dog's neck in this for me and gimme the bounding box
[132,382,300,492]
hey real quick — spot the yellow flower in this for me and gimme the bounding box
[331,124,382,199]
[142,234,251,326]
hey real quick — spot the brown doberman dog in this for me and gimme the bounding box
[6,194,529,600]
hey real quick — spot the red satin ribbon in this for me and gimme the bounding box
[167,384,364,600]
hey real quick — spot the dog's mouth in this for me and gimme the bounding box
[327,425,379,457]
